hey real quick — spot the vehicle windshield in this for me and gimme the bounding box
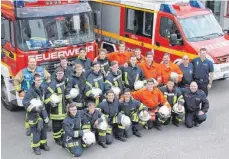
[16,12,94,51]
[179,13,223,42]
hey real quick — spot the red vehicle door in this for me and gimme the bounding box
[154,12,185,63]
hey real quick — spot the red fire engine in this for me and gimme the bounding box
[1,0,97,110]
[90,0,229,80]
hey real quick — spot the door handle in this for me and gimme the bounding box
[156,42,160,47]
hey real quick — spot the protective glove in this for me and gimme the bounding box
[37,119,44,131]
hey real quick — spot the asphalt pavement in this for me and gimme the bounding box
[1,78,229,159]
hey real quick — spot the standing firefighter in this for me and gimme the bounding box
[98,90,129,143]
[159,79,185,127]
[85,62,105,106]
[120,56,145,91]
[82,101,109,148]
[22,73,50,155]
[14,57,50,136]
[66,64,86,110]
[44,67,67,146]
[51,55,73,81]
[74,48,92,78]
[119,89,149,138]
[131,79,171,131]
[105,61,124,96]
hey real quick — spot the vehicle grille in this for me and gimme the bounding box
[39,57,76,74]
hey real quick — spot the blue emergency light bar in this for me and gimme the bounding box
[189,0,205,9]
[160,4,176,15]
[14,0,38,8]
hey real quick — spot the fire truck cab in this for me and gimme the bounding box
[90,0,229,80]
[1,0,96,110]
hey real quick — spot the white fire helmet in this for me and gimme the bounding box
[82,131,96,146]
[91,88,102,96]
[138,110,150,121]
[30,98,43,107]
[170,72,179,80]
[111,87,121,95]
[134,80,145,90]
[70,88,79,99]
[120,114,131,127]
[98,119,108,131]
[50,93,61,104]
[172,103,185,114]
[159,106,171,118]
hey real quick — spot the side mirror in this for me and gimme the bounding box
[93,11,101,26]
[169,33,183,45]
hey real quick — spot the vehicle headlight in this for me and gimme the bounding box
[206,54,215,64]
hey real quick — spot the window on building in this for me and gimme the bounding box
[125,8,153,37]
[227,1,229,16]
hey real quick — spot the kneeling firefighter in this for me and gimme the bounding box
[44,67,68,145]
[98,90,130,142]
[22,73,50,155]
[159,79,185,126]
[62,103,95,157]
[131,78,171,131]
[82,101,109,148]
[119,88,149,138]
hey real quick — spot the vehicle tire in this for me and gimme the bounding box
[1,78,17,111]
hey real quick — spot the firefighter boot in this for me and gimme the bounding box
[33,147,41,155]
[98,142,108,148]
[40,144,50,151]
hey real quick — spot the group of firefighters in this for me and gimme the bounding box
[13,42,212,157]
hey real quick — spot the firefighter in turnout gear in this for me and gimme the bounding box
[98,90,126,142]
[66,64,86,109]
[44,67,67,146]
[131,79,171,131]
[14,57,51,136]
[96,49,110,77]
[51,55,73,81]
[62,103,87,157]
[22,73,50,155]
[82,101,109,148]
[159,79,185,126]
[74,48,92,78]
[105,61,124,96]
[120,56,145,91]
[85,62,105,107]
[119,89,148,138]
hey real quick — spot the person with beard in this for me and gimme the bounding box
[120,55,145,91]
[44,67,68,146]
[85,62,105,107]
[160,53,183,85]
[66,64,86,110]
[14,57,50,136]
[22,73,50,155]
